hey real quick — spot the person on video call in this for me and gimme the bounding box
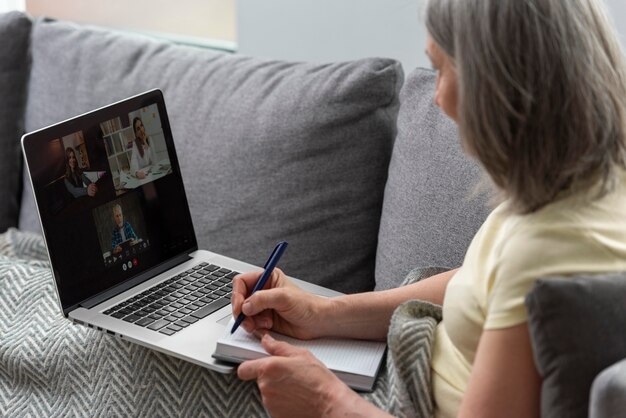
[130,116,158,179]
[64,147,98,198]
[111,204,139,254]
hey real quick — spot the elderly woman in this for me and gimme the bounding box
[231,0,626,417]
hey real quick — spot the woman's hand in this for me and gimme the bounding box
[238,333,358,418]
[135,171,146,179]
[231,269,331,340]
[87,183,97,196]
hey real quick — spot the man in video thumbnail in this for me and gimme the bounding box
[111,204,139,254]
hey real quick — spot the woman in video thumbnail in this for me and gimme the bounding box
[130,116,158,179]
[64,147,98,198]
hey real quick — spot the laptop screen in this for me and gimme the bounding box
[22,90,198,312]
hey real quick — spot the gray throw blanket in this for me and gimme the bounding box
[364,267,444,418]
[0,229,442,417]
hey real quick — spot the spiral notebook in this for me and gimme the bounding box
[213,319,387,392]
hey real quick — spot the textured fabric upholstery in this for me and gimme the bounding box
[0,12,31,232]
[589,358,626,418]
[526,273,626,418]
[375,68,490,290]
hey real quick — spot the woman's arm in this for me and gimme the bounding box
[234,268,457,341]
[129,144,141,177]
[459,323,541,418]
[64,178,87,198]
[321,268,458,340]
[149,141,158,164]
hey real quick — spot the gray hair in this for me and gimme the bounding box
[426,0,626,213]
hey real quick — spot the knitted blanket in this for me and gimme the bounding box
[364,267,444,418]
[0,229,442,417]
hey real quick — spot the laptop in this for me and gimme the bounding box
[22,89,341,373]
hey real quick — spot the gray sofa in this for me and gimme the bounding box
[1,11,624,417]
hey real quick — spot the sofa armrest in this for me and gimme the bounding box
[525,273,626,418]
[590,358,626,418]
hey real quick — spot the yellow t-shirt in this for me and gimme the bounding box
[431,172,626,418]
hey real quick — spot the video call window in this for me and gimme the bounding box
[92,193,151,269]
[62,131,107,196]
[100,103,172,196]
[32,129,113,220]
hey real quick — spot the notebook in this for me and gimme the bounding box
[21,89,342,374]
[213,319,387,392]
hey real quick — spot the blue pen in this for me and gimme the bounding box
[231,241,288,334]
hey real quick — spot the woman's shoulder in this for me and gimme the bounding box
[497,178,626,274]
[509,168,624,229]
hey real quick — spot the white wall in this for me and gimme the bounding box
[0,0,24,12]
[237,0,426,72]
[237,0,626,73]
[606,0,626,50]
[26,0,236,46]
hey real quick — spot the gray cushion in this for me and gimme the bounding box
[0,12,31,232]
[590,358,626,418]
[20,18,403,293]
[525,273,626,418]
[374,68,490,290]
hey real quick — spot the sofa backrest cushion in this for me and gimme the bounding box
[0,12,31,232]
[375,68,490,290]
[525,273,626,418]
[20,18,403,293]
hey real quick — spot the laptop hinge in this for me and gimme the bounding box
[79,252,193,310]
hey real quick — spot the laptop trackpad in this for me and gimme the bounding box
[216,314,231,326]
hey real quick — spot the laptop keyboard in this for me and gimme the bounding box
[103,262,238,336]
